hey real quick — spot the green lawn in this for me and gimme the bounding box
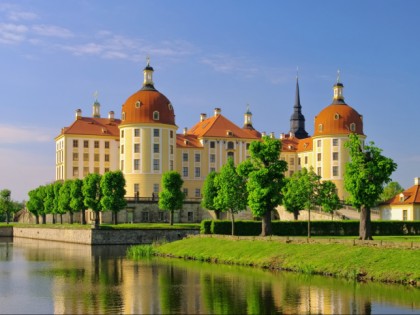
[151,236,420,285]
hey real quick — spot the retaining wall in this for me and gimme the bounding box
[0,226,13,237]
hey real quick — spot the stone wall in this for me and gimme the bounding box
[0,227,13,237]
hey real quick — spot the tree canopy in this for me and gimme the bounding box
[380,181,404,203]
[201,171,222,219]
[100,171,127,225]
[158,171,185,225]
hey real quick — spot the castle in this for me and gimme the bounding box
[55,61,365,209]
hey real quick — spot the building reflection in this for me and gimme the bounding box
[6,238,419,315]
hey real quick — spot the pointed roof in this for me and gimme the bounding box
[56,117,121,139]
[289,77,309,139]
[188,113,260,139]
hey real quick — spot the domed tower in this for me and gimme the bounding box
[119,59,178,198]
[312,73,365,200]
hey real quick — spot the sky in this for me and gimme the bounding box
[1,0,420,201]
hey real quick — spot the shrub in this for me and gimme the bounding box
[200,220,212,234]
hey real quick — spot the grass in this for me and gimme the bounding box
[152,236,420,285]
[127,244,156,259]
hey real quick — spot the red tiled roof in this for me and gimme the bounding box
[176,134,203,148]
[382,184,420,205]
[188,114,260,140]
[58,117,121,138]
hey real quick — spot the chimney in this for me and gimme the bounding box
[415,177,420,186]
[75,109,82,120]
[214,108,221,116]
[270,132,275,139]
[279,133,285,139]
[200,113,207,122]
[108,111,115,121]
[183,127,188,135]
[261,132,266,137]
[289,131,295,138]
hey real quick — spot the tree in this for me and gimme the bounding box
[82,173,103,228]
[282,175,305,220]
[100,171,127,225]
[238,136,288,236]
[44,184,56,223]
[214,158,248,235]
[0,189,13,224]
[380,181,404,203]
[201,171,222,219]
[70,179,87,224]
[58,180,73,223]
[159,171,185,225]
[53,182,63,223]
[344,133,397,240]
[319,180,341,220]
[37,186,47,224]
[27,187,42,224]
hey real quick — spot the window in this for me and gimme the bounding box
[210,141,215,149]
[94,167,99,174]
[170,130,173,138]
[94,154,99,162]
[73,167,79,177]
[134,159,140,170]
[183,167,188,177]
[332,138,339,146]
[83,167,89,176]
[134,129,140,137]
[94,141,99,148]
[210,167,216,173]
[153,111,159,120]
[318,124,323,132]
[334,113,340,120]
[227,152,234,159]
[305,156,308,164]
[333,152,339,161]
[333,166,339,177]
[135,101,141,108]
[153,159,160,171]
[134,183,139,193]
[195,167,201,178]
[122,112,126,120]
[121,130,124,138]
[83,153,89,161]
[298,157,301,166]
[290,157,295,165]
[183,153,188,162]
[183,188,188,197]
[104,168,109,173]
[153,144,160,153]
[153,128,160,137]
[403,210,408,221]
[246,143,250,150]
[84,140,89,148]
[317,140,321,147]
[121,160,124,171]
[170,160,174,171]
[170,145,173,155]
[121,145,124,154]
[105,154,109,162]
[142,212,149,222]
[153,184,159,193]
[73,153,78,161]
[187,212,194,222]
[134,143,140,153]
[168,103,173,111]
[105,141,110,149]
[317,167,321,176]
[195,153,200,162]
[195,188,201,198]
[350,123,356,132]
[227,141,234,150]
[210,154,216,163]
[317,153,322,162]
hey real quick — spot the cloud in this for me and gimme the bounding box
[0,23,28,44]
[0,124,53,144]
[32,24,74,38]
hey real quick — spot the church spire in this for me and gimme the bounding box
[289,75,309,139]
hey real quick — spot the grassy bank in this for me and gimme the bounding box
[151,236,420,285]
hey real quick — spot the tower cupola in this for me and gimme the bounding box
[333,70,345,104]
[92,91,101,118]
[142,57,155,89]
[243,104,253,128]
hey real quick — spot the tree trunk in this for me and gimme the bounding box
[60,214,63,224]
[35,215,39,224]
[261,211,272,236]
[94,211,100,228]
[215,210,220,220]
[42,214,46,224]
[307,208,311,238]
[359,205,373,240]
[293,209,299,220]
[169,210,174,226]
[6,212,9,224]
[230,210,235,236]
[70,212,74,224]
[81,209,86,225]
[52,214,56,224]
[113,211,118,225]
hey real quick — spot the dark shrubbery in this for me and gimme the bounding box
[201,220,420,236]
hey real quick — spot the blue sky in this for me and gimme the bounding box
[1,1,420,201]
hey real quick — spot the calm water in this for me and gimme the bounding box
[0,238,419,315]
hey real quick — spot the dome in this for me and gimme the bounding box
[313,81,364,136]
[120,61,176,126]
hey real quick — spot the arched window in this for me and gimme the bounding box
[153,111,159,120]
[318,124,323,132]
[227,141,234,150]
[122,112,126,120]
[334,113,340,120]
[168,103,173,111]
[135,101,141,108]
[350,123,356,132]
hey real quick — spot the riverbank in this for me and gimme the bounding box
[151,235,420,286]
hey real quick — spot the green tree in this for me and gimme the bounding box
[70,179,87,224]
[380,181,404,203]
[27,187,42,224]
[37,186,47,224]
[344,134,397,240]
[319,180,341,219]
[82,173,103,228]
[0,189,13,224]
[159,171,185,225]
[53,182,63,223]
[100,171,127,225]
[214,158,248,235]
[282,174,305,220]
[238,136,288,236]
[58,180,73,223]
[44,184,56,223]
[201,171,222,219]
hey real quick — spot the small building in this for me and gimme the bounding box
[379,177,420,221]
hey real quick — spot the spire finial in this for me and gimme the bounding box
[246,103,250,113]
[296,66,299,80]
[146,55,150,67]
[337,69,341,83]
[93,90,99,102]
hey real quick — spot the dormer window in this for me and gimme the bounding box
[226,130,233,136]
[399,193,405,202]
[350,123,356,132]
[334,113,340,120]
[122,112,126,120]
[153,111,159,120]
[135,101,141,108]
[168,103,173,111]
[318,124,323,132]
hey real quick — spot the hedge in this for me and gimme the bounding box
[200,220,420,236]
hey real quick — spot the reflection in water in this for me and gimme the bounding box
[0,237,419,314]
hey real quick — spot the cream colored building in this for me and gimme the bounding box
[379,177,420,221]
[55,61,366,202]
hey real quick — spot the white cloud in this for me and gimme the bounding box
[32,24,74,38]
[8,10,38,21]
[0,124,53,144]
[0,23,28,44]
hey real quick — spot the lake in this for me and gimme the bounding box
[0,237,419,314]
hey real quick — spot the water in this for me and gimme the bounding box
[0,237,419,314]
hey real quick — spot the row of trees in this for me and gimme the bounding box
[200,134,397,240]
[27,171,126,226]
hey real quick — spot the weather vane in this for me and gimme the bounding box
[146,55,150,66]
[93,90,99,102]
[337,69,341,83]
